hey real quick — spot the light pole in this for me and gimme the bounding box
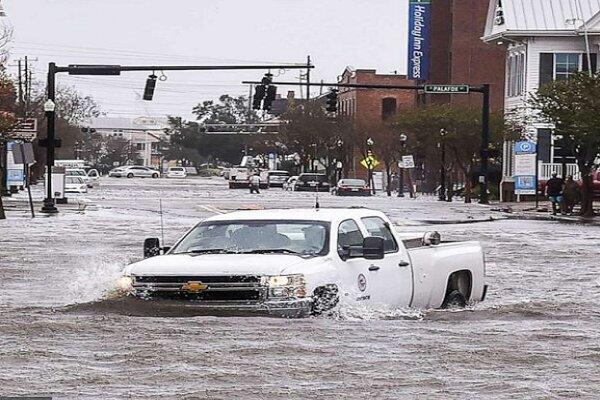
[366,137,375,194]
[398,133,407,197]
[41,98,58,214]
[336,139,343,184]
[438,129,447,201]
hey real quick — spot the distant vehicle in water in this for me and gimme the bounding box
[109,166,160,178]
[267,170,290,188]
[166,167,187,179]
[294,173,331,192]
[65,168,98,188]
[64,176,88,194]
[118,208,488,317]
[284,176,299,191]
[335,179,371,196]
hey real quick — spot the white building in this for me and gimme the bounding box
[482,0,600,200]
[88,116,170,167]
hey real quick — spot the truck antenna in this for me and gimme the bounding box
[159,199,165,245]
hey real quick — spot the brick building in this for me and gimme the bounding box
[337,67,416,125]
[427,0,506,111]
[337,68,417,180]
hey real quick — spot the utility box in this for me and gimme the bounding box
[46,166,67,203]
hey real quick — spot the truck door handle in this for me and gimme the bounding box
[368,265,380,271]
[398,261,410,267]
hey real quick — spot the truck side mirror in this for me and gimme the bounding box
[362,236,384,260]
[144,237,161,258]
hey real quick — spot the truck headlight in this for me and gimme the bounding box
[116,276,134,293]
[264,274,306,298]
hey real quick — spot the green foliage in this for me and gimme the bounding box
[193,94,260,125]
[530,72,600,215]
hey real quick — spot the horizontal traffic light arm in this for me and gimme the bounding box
[241,80,487,93]
[59,64,313,75]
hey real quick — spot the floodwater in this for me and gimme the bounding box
[1,177,599,399]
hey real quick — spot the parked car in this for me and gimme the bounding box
[64,176,88,194]
[117,208,488,318]
[166,167,188,178]
[65,168,97,188]
[267,170,291,188]
[109,166,160,178]
[294,173,331,192]
[284,176,299,191]
[335,179,371,196]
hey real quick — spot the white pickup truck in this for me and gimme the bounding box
[118,208,488,317]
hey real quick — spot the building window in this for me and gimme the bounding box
[381,97,397,120]
[507,53,525,97]
[136,143,146,150]
[554,53,579,81]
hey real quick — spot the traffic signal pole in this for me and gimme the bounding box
[244,80,492,204]
[39,62,312,214]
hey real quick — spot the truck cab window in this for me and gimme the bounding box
[361,217,398,253]
[338,219,364,250]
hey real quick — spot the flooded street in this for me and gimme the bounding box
[1,177,599,399]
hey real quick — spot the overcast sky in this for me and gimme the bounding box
[3,0,409,120]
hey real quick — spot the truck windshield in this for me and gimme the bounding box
[171,220,330,256]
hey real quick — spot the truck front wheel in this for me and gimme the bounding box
[311,285,339,315]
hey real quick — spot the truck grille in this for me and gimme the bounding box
[132,275,264,301]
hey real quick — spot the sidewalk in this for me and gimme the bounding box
[489,200,600,224]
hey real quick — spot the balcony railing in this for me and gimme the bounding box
[538,162,580,180]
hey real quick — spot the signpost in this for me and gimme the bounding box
[401,155,415,169]
[424,85,470,94]
[514,141,537,196]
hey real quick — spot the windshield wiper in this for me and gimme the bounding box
[179,249,239,255]
[239,249,303,255]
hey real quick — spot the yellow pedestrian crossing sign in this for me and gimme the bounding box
[361,156,380,169]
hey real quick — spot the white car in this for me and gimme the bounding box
[64,176,88,194]
[166,167,188,178]
[65,168,97,188]
[118,208,487,318]
[267,170,291,188]
[109,166,160,178]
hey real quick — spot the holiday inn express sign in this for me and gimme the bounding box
[407,0,430,80]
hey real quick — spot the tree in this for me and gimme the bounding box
[530,72,600,216]
[193,94,260,125]
[392,105,515,203]
[279,101,354,176]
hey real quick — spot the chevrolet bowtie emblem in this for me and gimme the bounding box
[181,281,208,293]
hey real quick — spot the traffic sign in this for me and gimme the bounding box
[424,85,470,94]
[11,118,38,141]
[361,156,380,169]
[400,155,415,169]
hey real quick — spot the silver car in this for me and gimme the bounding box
[109,166,160,178]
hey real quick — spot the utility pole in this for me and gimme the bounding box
[307,56,311,99]
[480,84,490,204]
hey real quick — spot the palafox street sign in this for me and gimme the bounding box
[424,85,470,94]
[407,0,431,80]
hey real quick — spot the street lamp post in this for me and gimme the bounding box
[438,129,447,201]
[398,133,407,197]
[366,137,375,194]
[336,139,343,184]
[41,94,58,214]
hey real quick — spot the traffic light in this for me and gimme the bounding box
[263,85,277,111]
[253,85,266,110]
[143,74,157,101]
[326,89,338,112]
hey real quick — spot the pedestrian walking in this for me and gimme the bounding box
[249,173,261,194]
[563,175,579,214]
[545,172,564,215]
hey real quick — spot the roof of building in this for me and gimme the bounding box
[89,116,170,131]
[483,0,600,40]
